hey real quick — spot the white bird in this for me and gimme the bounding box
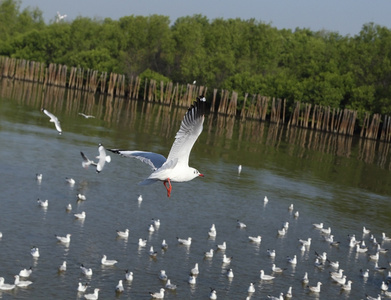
[78,282,88,292]
[294,211,299,218]
[0,277,15,290]
[209,288,217,299]
[363,226,371,234]
[302,272,309,284]
[308,282,322,293]
[286,286,292,298]
[148,246,157,257]
[58,261,67,272]
[165,279,177,290]
[158,270,168,280]
[330,268,344,279]
[55,233,71,244]
[161,239,168,250]
[327,259,339,269]
[341,280,352,291]
[283,221,289,230]
[125,270,133,281]
[77,193,87,201]
[66,177,75,185]
[237,220,247,228]
[287,255,297,264]
[288,204,294,211]
[108,96,206,197]
[79,113,95,119]
[177,237,192,246]
[84,288,100,300]
[260,270,275,280]
[80,152,97,169]
[188,274,196,284]
[226,268,234,278]
[148,224,155,232]
[267,293,284,300]
[382,232,391,241]
[14,275,32,287]
[360,269,369,278]
[56,11,67,22]
[116,229,129,238]
[80,264,93,276]
[320,227,331,235]
[217,241,226,250]
[381,281,389,291]
[247,282,255,293]
[238,164,242,175]
[366,295,381,300]
[248,235,262,243]
[138,238,147,247]
[138,194,143,202]
[222,254,233,264]
[313,222,323,229]
[356,244,368,253]
[267,249,276,257]
[74,211,86,219]
[30,247,39,258]
[331,274,346,285]
[19,267,32,278]
[149,288,165,299]
[37,198,48,208]
[264,196,269,204]
[315,251,327,261]
[277,227,286,236]
[96,143,111,173]
[299,238,311,246]
[152,218,160,227]
[66,203,72,211]
[116,280,124,293]
[208,230,217,238]
[191,263,199,275]
[369,251,379,261]
[271,264,286,273]
[36,173,42,181]
[204,249,214,258]
[42,108,62,134]
[374,262,387,271]
[101,255,117,266]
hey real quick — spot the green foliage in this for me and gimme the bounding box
[2,0,391,119]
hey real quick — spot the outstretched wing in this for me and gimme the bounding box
[166,95,206,166]
[107,149,166,170]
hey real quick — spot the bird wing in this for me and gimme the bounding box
[107,149,166,170]
[165,95,206,167]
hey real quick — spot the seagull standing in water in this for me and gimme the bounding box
[41,108,62,134]
[108,96,206,197]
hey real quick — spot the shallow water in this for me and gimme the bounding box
[0,80,391,299]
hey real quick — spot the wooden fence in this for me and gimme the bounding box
[1,56,391,141]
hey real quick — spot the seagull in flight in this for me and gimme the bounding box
[108,96,206,197]
[80,151,97,169]
[96,144,111,173]
[78,113,95,119]
[42,108,62,134]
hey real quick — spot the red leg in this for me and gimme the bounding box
[163,178,172,197]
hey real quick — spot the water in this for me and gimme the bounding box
[0,80,391,299]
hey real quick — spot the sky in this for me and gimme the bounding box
[20,0,391,37]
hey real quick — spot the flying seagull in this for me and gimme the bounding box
[96,144,111,173]
[78,113,95,119]
[80,151,97,169]
[108,95,206,197]
[42,108,62,134]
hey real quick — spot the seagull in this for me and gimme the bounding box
[381,281,389,291]
[238,164,242,175]
[374,262,387,271]
[382,232,391,242]
[165,279,177,290]
[208,229,217,238]
[58,261,67,272]
[264,196,269,204]
[302,272,309,284]
[177,237,192,246]
[79,113,95,119]
[308,282,322,293]
[14,275,32,287]
[248,235,262,243]
[101,255,117,266]
[226,268,234,278]
[84,288,100,300]
[356,244,368,253]
[190,263,199,275]
[138,238,147,247]
[327,259,339,269]
[115,280,124,293]
[288,204,294,211]
[96,144,111,173]
[286,286,292,298]
[108,96,206,197]
[267,249,276,257]
[148,224,155,232]
[204,249,214,258]
[188,274,196,284]
[209,288,217,299]
[267,293,284,300]
[294,211,299,218]
[369,251,379,261]
[55,233,71,244]
[320,227,331,235]
[363,226,371,234]
[331,274,346,285]
[299,238,311,246]
[77,282,88,292]
[0,277,15,290]
[366,294,381,300]
[313,222,323,229]
[37,198,48,208]
[315,251,327,261]
[271,264,286,273]
[341,280,352,291]
[151,218,160,227]
[74,211,86,219]
[260,270,275,280]
[138,194,143,202]
[77,193,86,201]
[217,241,226,250]
[148,246,157,257]
[277,227,286,236]
[66,177,75,185]
[19,267,32,278]
[360,269,369,278]
[237,220,247,228]
[287,255,297,264]
[66,203,72,211]
[247,282,255,293]
[158,270,168,280]
[56,11,67,22]
[80,264,93,276]
[30,247,39,258]
[116,229,129,238]
[80,152,97,169]
[125,270,133,281]
[330,269,344,279]
[222,254,233,264]
[42,108,62,134]
[36,173,42,181]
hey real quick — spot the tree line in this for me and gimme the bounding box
[1,0,391,123]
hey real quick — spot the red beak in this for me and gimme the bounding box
[199,173,204,177]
